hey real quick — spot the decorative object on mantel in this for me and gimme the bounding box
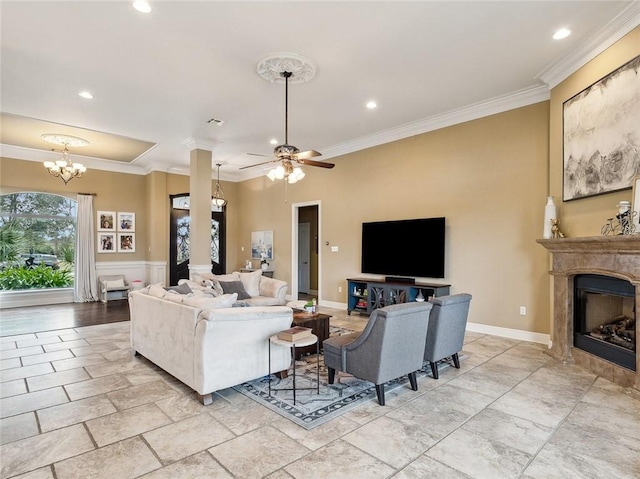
[601,201,637,236]
[41,134,88,185]
[542,196,557,239]
[632,175,640,232]
[563,55,640,201]
[550,219,565,238]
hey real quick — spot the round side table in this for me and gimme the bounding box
[268,333,320,405]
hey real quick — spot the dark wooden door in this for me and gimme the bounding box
[169,194,226,285]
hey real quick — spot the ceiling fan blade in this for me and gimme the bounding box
[246,152,272,157]
[296,149,322,160]
[240,159,276,170]
[298,158,335,169]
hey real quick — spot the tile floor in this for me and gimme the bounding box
[1,306,639,479]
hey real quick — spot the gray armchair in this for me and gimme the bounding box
[323,302,432,406]
[424,293,472,379]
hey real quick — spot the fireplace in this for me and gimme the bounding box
[538,236,640,391]
[573,274,635,371]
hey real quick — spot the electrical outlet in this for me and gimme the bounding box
[519,306,527,315]
[338,286,342,293]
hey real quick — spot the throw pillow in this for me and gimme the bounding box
[182,293,238,309]
[213,272,240,282]
[105,278,126,288]
[163,293,184,304]
[218,280,251,300]
[148,283,167,299]
[237,269,262,297]
[164,283,192,295]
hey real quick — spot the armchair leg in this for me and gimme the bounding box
[429,361,439,379]
[452,353,461,369]
[375,384,385,406]
[408,371,418,391]
[327,367,336,384]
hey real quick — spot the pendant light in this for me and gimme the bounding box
[212,163,227,208]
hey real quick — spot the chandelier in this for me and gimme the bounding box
[212,163,227,208]
[266,160,305,184]
[41,134,88,185]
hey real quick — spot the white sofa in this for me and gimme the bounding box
[128,286,293,405]
[191,270,288,306]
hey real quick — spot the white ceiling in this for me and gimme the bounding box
[1,1,639,182]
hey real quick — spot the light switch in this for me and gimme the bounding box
[331,246,339,252]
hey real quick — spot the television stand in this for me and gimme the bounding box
[385,276,415,284]
[346,277,451,315]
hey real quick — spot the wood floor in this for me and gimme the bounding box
[0,300,130,337]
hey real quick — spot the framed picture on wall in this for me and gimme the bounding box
[97,233,116,253]
[562,55,640,201]
[251,230,273,260]
[117,212,135,232]
[632,176,640,233]
[118,233,135,253]
[97,211,116,231]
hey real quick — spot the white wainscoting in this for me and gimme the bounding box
[0,261,167,309]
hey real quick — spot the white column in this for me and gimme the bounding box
[183,138,214,279]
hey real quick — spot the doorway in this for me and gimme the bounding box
[292,202,320,302]
[169,194,226,285]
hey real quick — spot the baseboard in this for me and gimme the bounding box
[466,321,551,346]
[0,288,75,309]
[317,300,551,346]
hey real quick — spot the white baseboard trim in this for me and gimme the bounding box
[316,300,550,346]
[466,322,551,346]
[0,288,75,309]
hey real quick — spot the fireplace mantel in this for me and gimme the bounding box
[538,236,640,391]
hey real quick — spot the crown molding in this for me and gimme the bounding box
[320,84,550,161]
[0,144,149,175]
[536,2,640,88]
[182,137,216,151]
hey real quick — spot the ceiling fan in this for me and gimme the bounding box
[241,71,335,181]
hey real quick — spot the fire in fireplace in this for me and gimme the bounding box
[574,274,636,371]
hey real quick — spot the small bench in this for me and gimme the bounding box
[98,275,131,303]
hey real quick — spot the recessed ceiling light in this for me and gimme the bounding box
[270,139,278,145]
[553,28,571,40]
[133,1,151,13]
[78,91,93,99]
[366,101,377,109]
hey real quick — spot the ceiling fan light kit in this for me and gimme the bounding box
[41,134,88,185]
[243,53,335,184]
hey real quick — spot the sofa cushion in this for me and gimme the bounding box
[182,293,238,309]
[164,283,192,295]
[213,273,240,282]
[237,269,262,297]
[219,280,251,300]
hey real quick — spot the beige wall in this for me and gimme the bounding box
[4,29,636,335]
[0,158,148,262]
[549,26,640,236]
[236,102,551,334]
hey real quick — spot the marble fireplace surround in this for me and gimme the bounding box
[538,236,639,391]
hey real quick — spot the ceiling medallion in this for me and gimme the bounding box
[256,53,316,84]
[41,134,89,148]
[41,134,89,185]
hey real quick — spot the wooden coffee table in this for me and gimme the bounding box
[291,310,331,359]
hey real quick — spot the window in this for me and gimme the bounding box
[0,192,76,289]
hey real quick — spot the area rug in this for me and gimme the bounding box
[233,326,463,429]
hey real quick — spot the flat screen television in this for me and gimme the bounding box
[361,217,445,279]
